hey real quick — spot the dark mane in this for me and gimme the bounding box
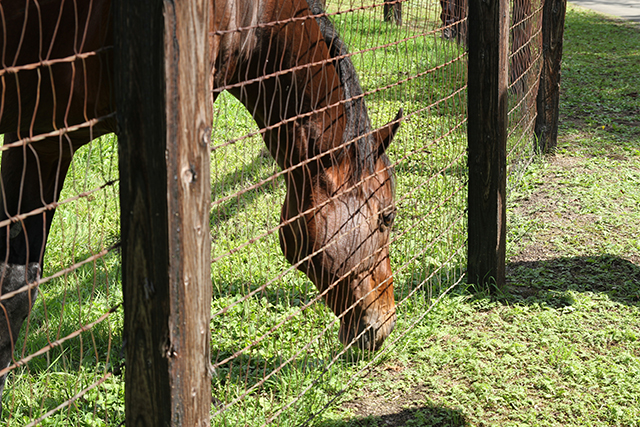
[306,0,385,183]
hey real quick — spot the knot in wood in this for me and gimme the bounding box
[183,164,198,184]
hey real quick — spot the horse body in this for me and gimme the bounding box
[0,0,400,414]
[0,0,114,412]
[0,0,114,266]
[0,0,114,140]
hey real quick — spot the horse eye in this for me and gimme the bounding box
[380,209,396,229]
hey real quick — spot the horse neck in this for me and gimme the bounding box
[217,0,348,174]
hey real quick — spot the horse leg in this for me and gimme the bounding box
[0,132,73,416]
[0,263,39,415]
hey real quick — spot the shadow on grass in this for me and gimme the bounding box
[12,248,124,377]
[505,254,640,307]
[315,403,468,427]
[210,149,281,227]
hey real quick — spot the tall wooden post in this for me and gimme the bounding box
[467,0,509,288]
[384,0,402,25]
[535,0,567,153]
[114,0,212,425]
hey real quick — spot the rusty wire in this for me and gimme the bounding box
[0,0,545,423]
[507,0,544,190]
[209,1,538,425]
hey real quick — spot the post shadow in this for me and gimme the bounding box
[314,403,468,426]
[505,254,640,308]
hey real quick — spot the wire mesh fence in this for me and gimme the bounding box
[0,0,547,424]
[210,0,467,424]
[507,0,544,190]
[0,1,122,425]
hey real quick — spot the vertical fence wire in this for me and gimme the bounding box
[0,0,545,424]
[0,1,121,425]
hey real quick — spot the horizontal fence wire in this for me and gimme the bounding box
[210,0,467,424]
[0,0,121,425]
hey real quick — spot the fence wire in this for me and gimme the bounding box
[0,0,545,424]
[507,0,544,190]
[0,1,121,425]
[210,0,467,425]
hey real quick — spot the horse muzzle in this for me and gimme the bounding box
[338,307,396,352]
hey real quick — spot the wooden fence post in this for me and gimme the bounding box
[535,0,567,153]
[114,0,212,425]
[467,0,509,288]
[384,0,402,25]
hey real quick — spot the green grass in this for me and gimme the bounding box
[319,4,640,427]
[3,133,124,426]
[3,1,468,423]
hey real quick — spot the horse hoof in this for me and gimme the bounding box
[0,262,41,415]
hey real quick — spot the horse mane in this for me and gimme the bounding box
[306,0,383,183]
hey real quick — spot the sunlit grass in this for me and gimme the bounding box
[208,1,468,424]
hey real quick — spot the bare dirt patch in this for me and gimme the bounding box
[339,379,468,427]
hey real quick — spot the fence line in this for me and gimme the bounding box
[209,1,467,424]
[0,0,552,424]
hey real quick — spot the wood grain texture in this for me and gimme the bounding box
[383,0,403,25]
[165,0,212,425]
[535,0,567,153]
[114,0,211,425]
[467,0,509,289]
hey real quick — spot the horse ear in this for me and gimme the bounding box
[375,108,403,157]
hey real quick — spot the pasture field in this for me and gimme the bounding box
[209,2,468,425]
[2,2,637,427]
[3,0,468,424]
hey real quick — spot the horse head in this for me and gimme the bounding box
[278,109,401,352]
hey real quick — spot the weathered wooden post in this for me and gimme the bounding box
[384,0,402,25]
[535,0,567,153]
[467,0,509,288]
[114,0,212,425]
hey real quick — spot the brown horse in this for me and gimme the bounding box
[212,0,400,350]
[0,0,115,415]
[0,0,400,413]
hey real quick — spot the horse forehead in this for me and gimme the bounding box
[319,191,374,237]
[374,157,396,198]
[315,193,383,272]
[360,165,395,204]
